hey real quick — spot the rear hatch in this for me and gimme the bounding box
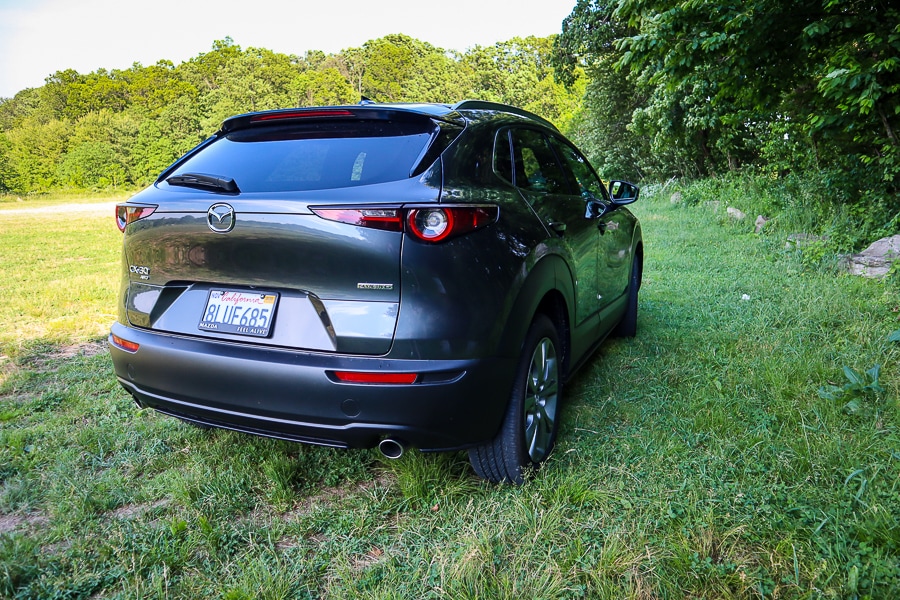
[119,108,460,355]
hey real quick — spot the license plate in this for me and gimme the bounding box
[199,290,278,337]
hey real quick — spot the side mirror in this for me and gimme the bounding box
[609,180,640,205]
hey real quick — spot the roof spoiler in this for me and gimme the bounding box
[220,105,467,133]
[452,100,559,132]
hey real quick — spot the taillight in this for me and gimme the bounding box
[332,371,418,384]
[406,206,498,243]
[311,205,498,243]
[408,208,453,242]
[311,208,403,232]
[116,204,157,232]
[111,334,139,353]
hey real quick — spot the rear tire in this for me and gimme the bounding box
[469,315,562,484]
[613,255,641,338]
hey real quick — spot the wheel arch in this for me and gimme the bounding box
[534,289,572,379]
[497,254,575,378]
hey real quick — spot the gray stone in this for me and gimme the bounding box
[726,206,746,220]
[670,192,683,205]
[843,234,900,278]
[755,215,770,234]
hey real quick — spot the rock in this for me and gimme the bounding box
[705,201,721,212]
[755,215,770,234]
[843,234,900,278]
[670,192,683,205]
[726,206,746,220]
[862,235,900,258]
[785,233,829,249]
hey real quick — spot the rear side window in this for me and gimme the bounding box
[167,120,437,193]
[493,129,513,183]
[509,129,568,194]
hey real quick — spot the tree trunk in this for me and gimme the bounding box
[876,102,897,147]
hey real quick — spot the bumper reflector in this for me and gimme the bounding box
[111,334,140,353]
[332,371,418,384]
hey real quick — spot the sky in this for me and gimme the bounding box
[0,0,576,99]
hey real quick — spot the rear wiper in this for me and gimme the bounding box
[166,173,240,194]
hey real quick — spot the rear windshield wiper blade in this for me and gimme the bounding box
[165,173,240,194]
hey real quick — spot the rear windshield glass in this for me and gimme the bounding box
[167,120,436,193]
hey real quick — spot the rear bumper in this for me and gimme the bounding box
[109,322,515,451]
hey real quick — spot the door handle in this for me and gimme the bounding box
[548,221,567,235]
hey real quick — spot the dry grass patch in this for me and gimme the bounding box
[0,512,49,535]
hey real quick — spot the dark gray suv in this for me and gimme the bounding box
[109,100,642,483]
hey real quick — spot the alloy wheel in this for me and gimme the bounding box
[523,337,559,462]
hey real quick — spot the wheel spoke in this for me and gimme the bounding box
[541,339,553,385]
[542,376,558,404]
[525,406,540,454]
[523,335,559,462]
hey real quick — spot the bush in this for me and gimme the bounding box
[668,171,900,254]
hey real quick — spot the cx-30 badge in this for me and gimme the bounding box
[207,203,235,233]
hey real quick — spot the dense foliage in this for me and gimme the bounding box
[555,0,900,236]
[0,35,584,195]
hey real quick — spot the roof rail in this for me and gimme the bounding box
[452,100,559,131]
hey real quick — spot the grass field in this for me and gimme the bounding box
[1,188,898,598]
[0,191,136,209]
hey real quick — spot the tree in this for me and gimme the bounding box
[0,88,43,130]
[613,0,899,184]
[57,141,126,189]
[37,69,82,122]
[554,3,652,178]
[293,69,356,107]
[353,34,461,103]
[807,1,900,182]
[3,118,71,192]
[179,37,245,93]
[566,59,648,181]
[56,110,139,189]
[0,133,13,192]
[130,96,203,184]
[0,33,585,193]
[124,60,198,115]
[200,46,303,131]
[555,0,899,190]
[458,36,586,131]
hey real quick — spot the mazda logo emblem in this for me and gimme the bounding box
[207,203,235,233]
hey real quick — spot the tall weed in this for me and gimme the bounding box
[667,171,900,256]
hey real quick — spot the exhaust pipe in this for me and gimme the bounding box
[378,438,405,459]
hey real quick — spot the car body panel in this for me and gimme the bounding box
[110,321,514,450]
[597,207,638,309]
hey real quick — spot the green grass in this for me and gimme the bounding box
[0,190,137,209]
[0,205,122,355]
[1,188,898,598]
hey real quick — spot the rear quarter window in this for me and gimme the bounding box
[493,129,514,183]
[166,120,436,193]
[510,128,569,194]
